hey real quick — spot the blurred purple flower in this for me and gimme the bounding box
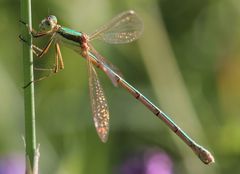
[0,154,24,174]
[118,149,173,174]
[144,150,173,174]
[119,155,145,174]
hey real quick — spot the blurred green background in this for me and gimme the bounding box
[1,0,240,173]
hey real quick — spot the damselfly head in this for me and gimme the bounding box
[39,15,58,31]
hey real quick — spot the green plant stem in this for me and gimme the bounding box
[20,0,36,169]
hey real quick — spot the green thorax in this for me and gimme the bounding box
[56,26,85,54]
[58,26,83,37]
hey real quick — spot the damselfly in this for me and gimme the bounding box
[20,10,214,164]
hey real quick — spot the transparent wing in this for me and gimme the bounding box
[89,10,143,44]
[88,43,123,86]
[87,56,110,142]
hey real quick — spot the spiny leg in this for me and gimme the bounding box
[24,64,57,88]
[24,66,58,89]
[23,70,57,88]
[32,44,43,52]
[21,39,56,88]
[32,43,64,85]
[31,44,43,57]
[34,67,55,71]
[23,42,63,88]
[31,43,56,66]
[34,36,55,58]
[19,31,55,58]
[55,43,64,70]
[54,43,60,73]
[19,34,43,56]
[34,43,64,73]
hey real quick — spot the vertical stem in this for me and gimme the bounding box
[20,0,36,169]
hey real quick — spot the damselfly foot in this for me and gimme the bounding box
[19,34,29,45]
[19,19,27,26]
